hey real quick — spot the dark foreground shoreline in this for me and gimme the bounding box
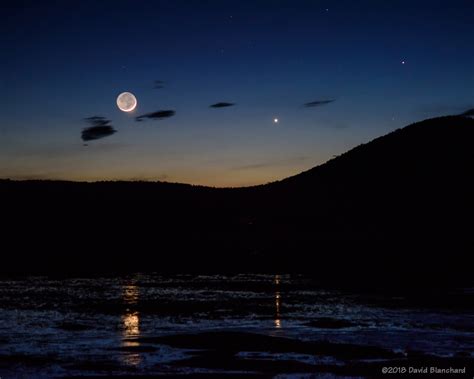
[2,331,473,378]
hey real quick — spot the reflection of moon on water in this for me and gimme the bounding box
[122,312,140,336]
[121,312,141,366]
[123,284,139,305]
[121,283,141,366]
[117,92,137,112]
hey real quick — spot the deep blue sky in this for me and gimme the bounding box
[2,0,473,186]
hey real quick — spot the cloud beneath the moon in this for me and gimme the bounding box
[135,110,176,122]
[210,102,235,108]
[81,126,117,141]
[304,99,336,108]
[81,116,117,141]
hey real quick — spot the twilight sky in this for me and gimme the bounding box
[2,0,473,187]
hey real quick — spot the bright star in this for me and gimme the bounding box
[273,118,279,123]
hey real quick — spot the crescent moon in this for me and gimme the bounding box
[117,92,137,112]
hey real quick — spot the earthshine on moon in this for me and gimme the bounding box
[116,92,137,112]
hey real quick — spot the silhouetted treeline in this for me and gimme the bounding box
[1,116,473,285]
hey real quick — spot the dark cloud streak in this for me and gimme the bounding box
[304,99,335,107]
[81,116,117,141]
[210,102,235,108]
[135,110,176,122]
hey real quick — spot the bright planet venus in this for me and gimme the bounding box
[116,92,137,112]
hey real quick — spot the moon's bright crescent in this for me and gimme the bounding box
[116,92,137,112]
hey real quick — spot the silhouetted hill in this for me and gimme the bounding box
[278,115,473,187]
[262,115,474,235]
[1,116,473,284]
[253,116,474,282]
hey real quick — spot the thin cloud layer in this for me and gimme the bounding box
[135,110,176,122]
[81,116,117,141]
[210,102,235,108]
[304,99,335,107]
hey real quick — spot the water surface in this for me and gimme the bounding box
[0,274,473,377]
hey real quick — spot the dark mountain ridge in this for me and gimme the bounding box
[1,116,473,283]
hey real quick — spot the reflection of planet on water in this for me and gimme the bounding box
[116,92,137,112]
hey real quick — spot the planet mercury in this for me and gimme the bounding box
[116,92,137,112]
